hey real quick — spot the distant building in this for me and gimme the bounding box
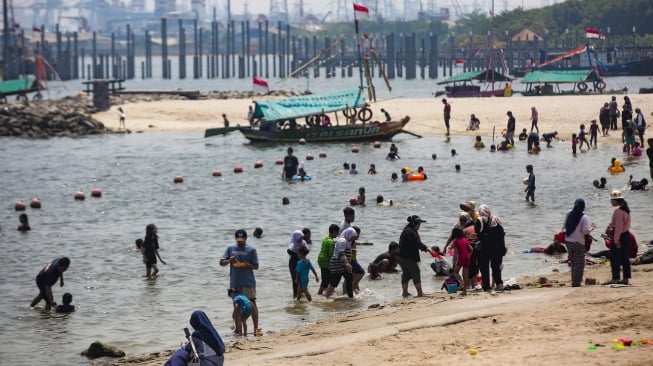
[155,0,176,17]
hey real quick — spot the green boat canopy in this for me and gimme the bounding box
[0,75,38,94]
[253,88,366,121]
[437,69,513,85]
[522,70,600,84]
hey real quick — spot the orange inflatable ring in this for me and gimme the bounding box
[407,173,426,181]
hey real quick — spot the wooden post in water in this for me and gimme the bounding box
[257,22,263,77]
[420,37,425,79]
[312,35,318,78]
[198,26,203,78]
[246,20,250,77]
[81,47,85,79]
[386,33,395,79]
[264,20,269,78]
[179,20,186,79]
[429,33,438,79]
[73,32,78,79]
[193,19,198,79]
[230,20,236,77]
[405,33,416,80]
[272,29,277,77]
[111,33,116,78]
[161,17,168,79]
[286,24,291,77]
[240,21,246,78]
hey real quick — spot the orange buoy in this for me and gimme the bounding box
[254,160,263,168]
[298,138,306,144]
[373,141,381,148]
[234,165,243,173]
[275,158,284,165]
[351,146,359,153]
[91,188,102,197]
[173,175,184,183]
[30,198,42,208]
[212,169,222,177]
[306,153,314,160]
[14,200,26,211]
[319,151,327,158]
[74,191,85,200]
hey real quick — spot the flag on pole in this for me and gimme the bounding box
[253,76,269,93]
[353,4,369,20]
[585,28,600,39]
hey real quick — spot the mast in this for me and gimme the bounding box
[354,13,365,95]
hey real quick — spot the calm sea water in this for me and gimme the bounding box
[1,128,652,365]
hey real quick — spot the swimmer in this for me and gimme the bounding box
[253,227,263,238]
[417,166,427,180]
[518,128,528,141]
[431,153,437,160]
[628,175,649,191]
[282,197,290,205]
[451,149,457,157]
[592,177,607,189]
[343,162,350,170]
[455,164,461,172]
[474,135,485,148]
[391,172,398,182]
[490,144,496,152]
[368,164,377,174]
[17,213,30,232]
[401,168,409,182]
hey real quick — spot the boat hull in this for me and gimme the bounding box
[204,126,242,138]
[238,117,410,143]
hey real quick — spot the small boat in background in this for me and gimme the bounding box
[435,69,513,98]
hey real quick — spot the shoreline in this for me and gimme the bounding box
[102,261,653,366]
[92,94,653,148]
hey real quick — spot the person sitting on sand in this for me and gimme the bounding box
[633,248,653,265]
[467,114,480,131]
[165,310,225,366]
[368,241,399,280]
[525,232,567,255]
[441,269,460,293]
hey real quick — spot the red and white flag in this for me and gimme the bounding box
[585,28,600,39]
[253,76,269,93]
[353,4,369,20]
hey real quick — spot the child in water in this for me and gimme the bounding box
[55,293,75,313]
[17,213,30,231]
[391,172,398,182]
[349,163,358,174]
[571,133,578,155]
[228,288,253,336]
[367,164,377,174]
[474,135,485,148]
[294,246,319,302]
[593,177,607,189]
[518,128,528,141]
[356,187,366,206]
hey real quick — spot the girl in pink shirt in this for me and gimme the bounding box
[451,228,473,295]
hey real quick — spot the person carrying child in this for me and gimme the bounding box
[55,293,75,313]
[228,288,253,337]
[294,246,319,301]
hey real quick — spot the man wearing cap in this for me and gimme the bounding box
[282,147,299,179]
[220,229,260,335]
[397,215,434,297]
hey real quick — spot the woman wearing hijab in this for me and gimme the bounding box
[605,190,632,285]
[475,205,507,291]
[325,227,358,298]
[563,199,596,287]
[287,228,311,298]
[165,310,225,366]
[397,215,435,297]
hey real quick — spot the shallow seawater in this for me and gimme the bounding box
[0,131,651,365]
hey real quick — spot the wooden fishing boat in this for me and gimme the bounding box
[205,88,411,143]
[435,69,513,98]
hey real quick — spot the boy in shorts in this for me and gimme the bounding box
[295,246,319,301]
[228,288,252,337]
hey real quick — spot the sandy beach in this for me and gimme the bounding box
[94,94,653,145]
[90,93,653,366]
[101,262,653,366]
